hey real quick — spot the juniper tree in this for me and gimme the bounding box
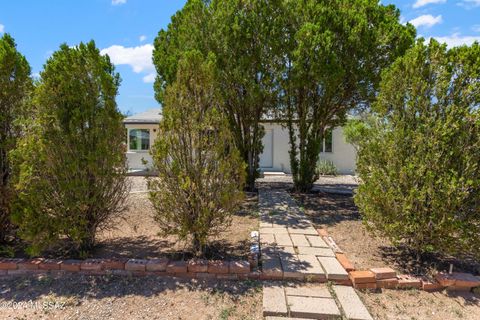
[0,34,32,244]
[148,51,245,256]
[12,41,129,256]
[281,0,415,191]
[153,0,283,191]
[355,39,480,259]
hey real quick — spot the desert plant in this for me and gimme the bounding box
[11,41,129,256]
[0,34,32,245]
[355,39,480,259]
[316,159,338,176]
[148,50,245,256]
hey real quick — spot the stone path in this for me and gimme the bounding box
[259,186,372,320]
[259,188,348,282]
[263,283,372,320]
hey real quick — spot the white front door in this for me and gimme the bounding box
[260,128,273,168]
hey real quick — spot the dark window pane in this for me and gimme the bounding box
[129,129,150,151]
[325,129,333,152]
[129,130,138,150]
[140,130,150,150]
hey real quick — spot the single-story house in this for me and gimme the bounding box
[124,108,357,174]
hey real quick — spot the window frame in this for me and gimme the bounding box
[128,128,151,152]
[319,128,333,153]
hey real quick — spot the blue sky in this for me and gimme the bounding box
[0,0,479,115]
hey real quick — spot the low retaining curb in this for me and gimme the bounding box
[317,228,480,293]
[0,257,256,280]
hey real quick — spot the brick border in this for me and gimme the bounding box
[2,228,479,292]
[0,257,254,280]
[316,228,480,293]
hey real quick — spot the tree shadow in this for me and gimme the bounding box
[292,191,360,227]
[0,273,262,304]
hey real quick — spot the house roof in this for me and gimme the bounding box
[123,108,162,124]
[123,108,358,125]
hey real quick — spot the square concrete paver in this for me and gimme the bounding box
[333,285,373,320]
[297,246,335,257]
[263,257,284,279]
[276,246,297,255]
[297,254,326,281]
[306,235,330,248]
[291,234,310,247]
[276,233,294,247]
[287,296,341,319]
[279,254,304,280]
[260,233,276,246]
[260,227,289,234]
[317,256,349,280]
[288,226,318,235]
[285,285,332,298]
[263,284,288,317]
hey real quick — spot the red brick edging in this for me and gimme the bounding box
[316,228,480,293]
[0,257,257,280]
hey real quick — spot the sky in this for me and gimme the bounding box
[0,0,479,115]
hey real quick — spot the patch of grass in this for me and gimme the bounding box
[219,306,235,320]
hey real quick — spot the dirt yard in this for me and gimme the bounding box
[92,177,259,260]
[293,191,480,320]
[0,274,262,320]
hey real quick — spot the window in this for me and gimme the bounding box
[319,128,333,153]
[129,129,150,151]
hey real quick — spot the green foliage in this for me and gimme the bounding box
[282,0,416,192]
[0,34,32,244]
[343,118,373,150]
[11,41,129,256]
[148,50,245,256]
[355,39,480,258]
[316,159,338,176]
[153,0,283,191]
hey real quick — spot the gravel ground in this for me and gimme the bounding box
[94,191,258,260]
[293,191,480,320]
[0,274,262,320]
[257,174,358,194]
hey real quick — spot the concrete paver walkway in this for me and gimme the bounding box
[259,188,348,282]
[259,186,372,320]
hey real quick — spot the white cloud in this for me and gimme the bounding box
[139,35,147,42]
[413,0,446,8]
[409,14,443,28]
[458,0,480,9]
[112,0,127,5]
[100,44,154,74]
[142,73,156,83]
[432,33,480,47]
[0,24,4,33]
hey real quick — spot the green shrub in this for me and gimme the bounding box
[11,41,129,256]
[354,39,480,259]
[0,34,32,245]
[148,50,245,256]
[316,159,338,176]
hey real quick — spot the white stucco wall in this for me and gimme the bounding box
[259,123,356,175]
[124,122,357,174]
[125,124,158,171]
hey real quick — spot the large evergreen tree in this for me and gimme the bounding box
[281,0,415,191]
[0,34,32,245]
[355,39,480,259]
[12,41,129,256]
[148,50,245,256]
[153,0,282,191]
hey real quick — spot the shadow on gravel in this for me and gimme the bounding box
[0,274,262,303]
